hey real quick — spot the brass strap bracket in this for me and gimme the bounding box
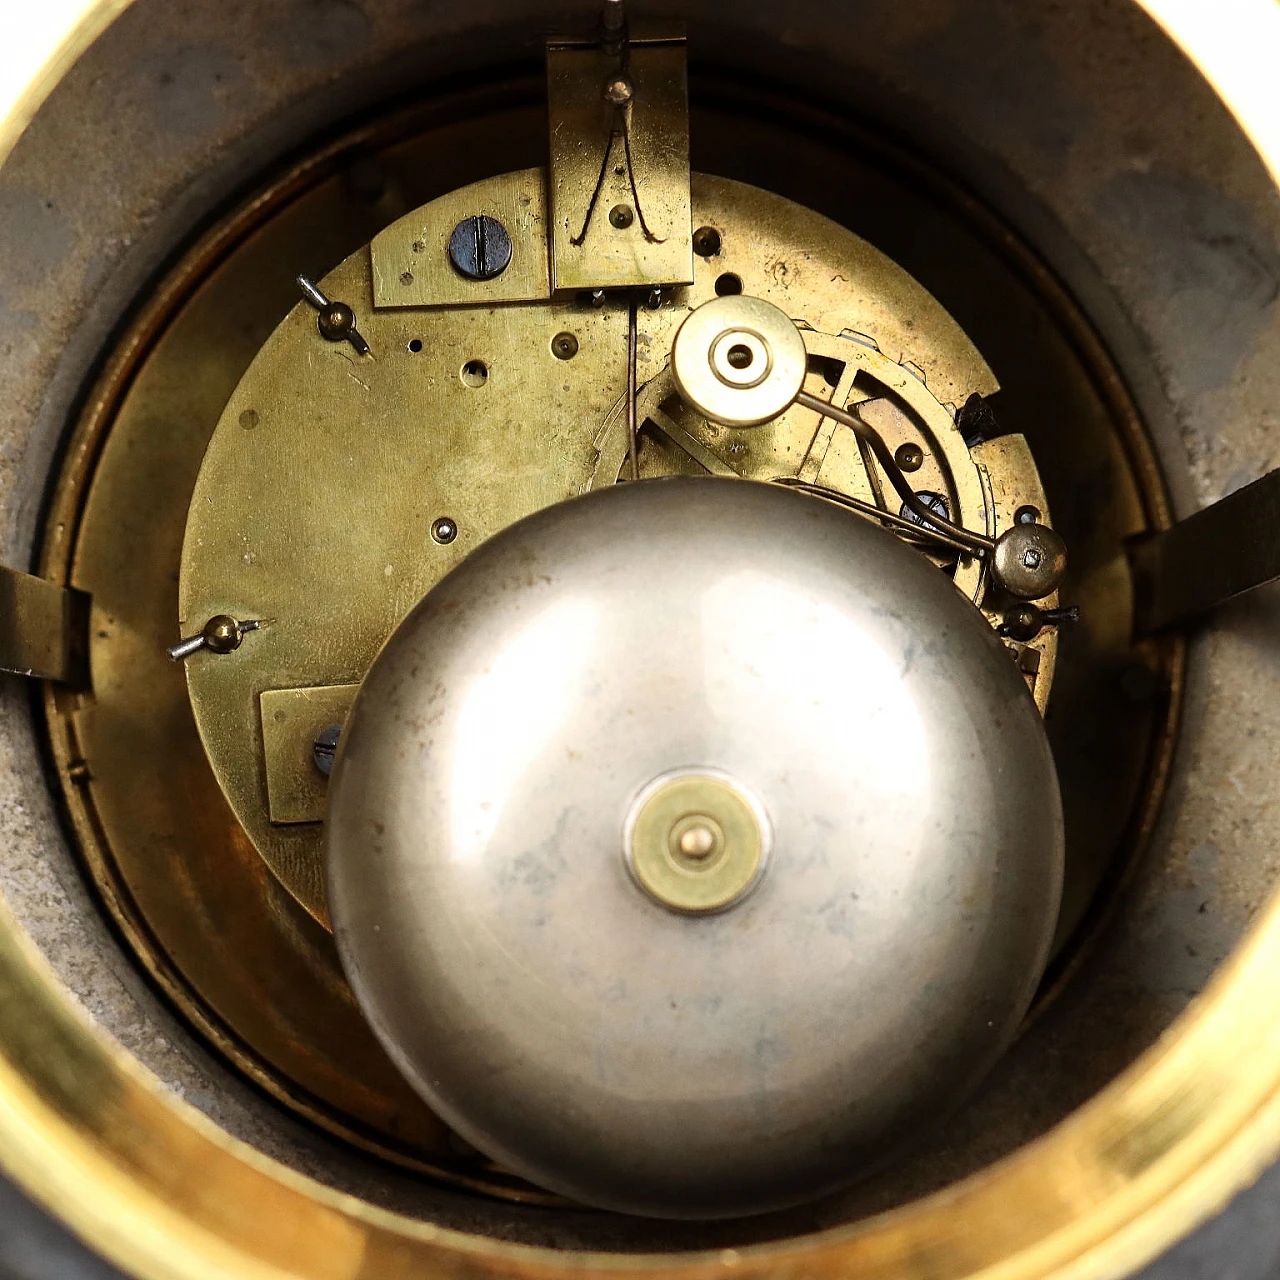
[1131,467,1280,633]
[546,21,692,293]
[371,9,692,307]
[0,566,89,685]
[260,684,358,825]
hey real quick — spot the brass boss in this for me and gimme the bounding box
[624,770,770,914]
[670,293,807,427]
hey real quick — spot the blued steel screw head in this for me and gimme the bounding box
[448,216,512,281]
[313,723,342,776]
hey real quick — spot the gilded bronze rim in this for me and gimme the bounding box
[3,860,1280,1280]
[0,2,1275,1279]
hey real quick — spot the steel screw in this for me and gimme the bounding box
[900,491,950,527]
[448,216,512,281]
[313,723,342,776]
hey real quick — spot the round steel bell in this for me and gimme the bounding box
[326,477,1064,1219]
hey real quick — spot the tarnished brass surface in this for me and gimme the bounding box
[179,170,1010,926]
[0,567,86,683]
[371,169,550,308]
[546,34,693,291]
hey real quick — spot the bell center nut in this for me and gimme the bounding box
[625,769,772,914]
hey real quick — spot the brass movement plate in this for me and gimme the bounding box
[179,169,1019,927]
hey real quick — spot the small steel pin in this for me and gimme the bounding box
[601,0,626,51]
[296,275,328,310]
[296,274,371,356]
[996,604,1080,642]
[168,615,261,662]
